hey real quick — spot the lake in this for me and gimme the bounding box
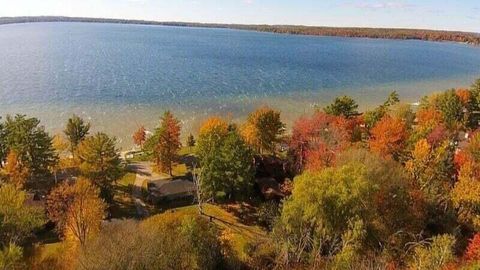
[0,22,479,148]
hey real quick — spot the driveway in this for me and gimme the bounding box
[127,161,170,218]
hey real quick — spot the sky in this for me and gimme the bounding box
[0,0,479,32]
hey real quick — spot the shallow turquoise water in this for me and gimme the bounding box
[0,22,479,148]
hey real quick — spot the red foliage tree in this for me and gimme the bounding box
[132,126,146,147]
[427,124,450,147]
[290,112,350,172]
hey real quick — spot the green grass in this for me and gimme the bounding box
[127,151,152,162]
[172,163,188,177]
[178,146,196,156]
[118,172,136,187]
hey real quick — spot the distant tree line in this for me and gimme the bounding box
[1,16,479,45]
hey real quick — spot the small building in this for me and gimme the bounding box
[148,179,196,204]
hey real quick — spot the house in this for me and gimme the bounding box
[148,179,196,204]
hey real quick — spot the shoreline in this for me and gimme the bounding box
[1,16,479,46]
[1,75,476,150]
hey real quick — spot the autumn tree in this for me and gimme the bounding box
[369,115,408,159]
[64,114,90,157]
[242,107,285,154]
[78,214,223,270]
[408,234,456,270]
[451,161,480,230]
[51,134,73,184]
[416,107,444,128]
[275,152,420,266]
[0,121,6,166]
[46,181,76,236]
[323,95,359,118]
[63,178,106,246]
[0,243,23,270]
[289,112,349,172]
[132,126,146,148]
[153,111,181,176]
[3,151,29,189]
[406,139,455,207]
[77,133,121,202]
[465,233,480,262]
[2,114,57,180]
[0,184,45,245]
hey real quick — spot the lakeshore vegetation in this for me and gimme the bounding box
[1,16,480,45]
[2,78,480,269]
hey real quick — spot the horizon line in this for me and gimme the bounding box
[1,15,479,35]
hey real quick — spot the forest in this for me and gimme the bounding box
[2,78,480,269]
[1,16,480,45]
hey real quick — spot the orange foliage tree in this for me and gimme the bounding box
[199,117,229,138]
[132,126,146,148]
[154,111,181,176]
[4,150,29,189]
[465,233,480,262]
[369,116,408,159]
[456,88,471,106]
[416,107,444,128]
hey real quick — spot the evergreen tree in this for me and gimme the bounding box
[77,133,121,202]
[323,95,359,118]
[3,114,57,180]
[64,114,90,157]
[197,118,254,201]
[187,134,196,148]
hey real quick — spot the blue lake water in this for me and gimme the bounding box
[0,22,479,148]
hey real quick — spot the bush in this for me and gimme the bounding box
[0,243,23,270]
[408,234,456,270]
[78,213,224,270]
[257,201,280,231]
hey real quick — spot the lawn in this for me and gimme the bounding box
[150,203,268,262]
[110,172,137,219]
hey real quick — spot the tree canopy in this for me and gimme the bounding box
[197,118,255,201]
[242,107,285,154]
[323,95,359,118]
[64,114,90,156]
[77,132,121,202]
[1,114,57,181]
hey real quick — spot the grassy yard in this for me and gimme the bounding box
[110,172,137,219]
[152,203,268,263]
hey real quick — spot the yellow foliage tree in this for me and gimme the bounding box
[64,178,106,247]
[241,107,285,154]
[452,161,480,230]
